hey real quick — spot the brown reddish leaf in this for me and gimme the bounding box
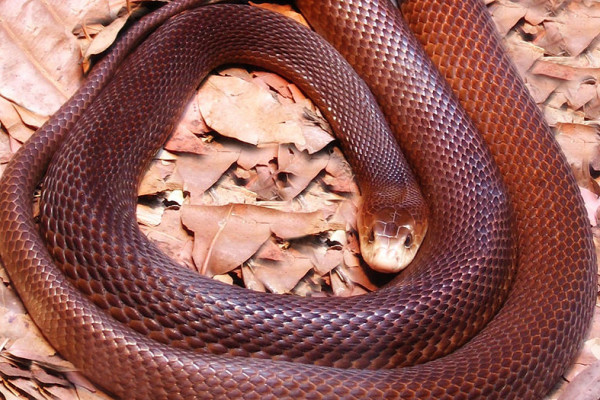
[176,151,241,203]
[237,144,278,170]
[196,72,333,154]
[240,265,267,292]
[45,385,88,400]
[267,209,334,239]
[30,364,70,386]
[504,35,545,79]
[140,208,195,269]
[5,378,41,399]
[0,1,90,117]
[543,105,588,128]
[326,194,360,232]
[138,160,177,196]
[0,97,36,145]
[555,123,600,189]
[323,147,359,193]
[170,96,211,141]
[255,238,286,262]
[164,128,208,155]
[0,361,32,380]
[82,9,132,59]
[557,359,600,400]
[581,188,600,227]
[0,129,11,167]
[204,174,260,205]
[299,244,344,276]
[249,252,314,294]
[541,2,600,57]
[0,284,74,374]
[181,204,336,276]
[277,144,330,200]
[331,268,368,297]
[246,163,279,200]
[181,204,272,276]
[530,61,600,117]
[198,74,301,145]
[253,71,294,100]
[488,1,527,36]
[249,2,309,27]
[532,60,600,82]
[585,92,600,120]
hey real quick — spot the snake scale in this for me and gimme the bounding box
[0,0,596,399]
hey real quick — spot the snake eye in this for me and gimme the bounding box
[368,229,375,243]
[404,233,413,248]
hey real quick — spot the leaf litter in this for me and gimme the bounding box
[0,0,599,398]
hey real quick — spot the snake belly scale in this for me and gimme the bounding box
[0,1,595,399]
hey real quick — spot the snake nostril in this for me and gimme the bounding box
[404,233,413,248]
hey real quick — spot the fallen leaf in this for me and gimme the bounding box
[177,151,241,203]
[249,2,309,27]
[182,204,271,276]
[581,188,600,227]
[542,2,600,57]
[164,128,209,155]
[250,252,314,294]
[138,160,176,196]
[488,1,527,36]
[181,204,338,277]
[0,97,36,144]
[555,123,600,189]
[276,144,330,200]
[0,0,87,117]
[169,96,211,141]
[558,359,600,400]
[83,11,130,58]
[196,72,333,154]
[323,147,359,193]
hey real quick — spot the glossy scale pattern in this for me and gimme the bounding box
[0,0,595,399]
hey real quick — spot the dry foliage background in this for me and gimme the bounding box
[0,0,599,399]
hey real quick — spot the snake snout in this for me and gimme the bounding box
[358,208,427,273]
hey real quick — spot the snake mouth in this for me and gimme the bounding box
[358,208,427,273]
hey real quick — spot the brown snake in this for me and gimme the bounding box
[0,0,596,399]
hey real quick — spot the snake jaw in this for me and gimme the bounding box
[358,208,427,273]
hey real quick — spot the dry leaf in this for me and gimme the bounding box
[181,203,336,276]
[249,2,309,27]
[488,1,527,36]
[555,123,600,189]
[0,97,36,145]
[323,147,359,193]
[196,72,333,153]
[83,11,130,58]
[581,188,600,226]
[557,359,600,400]
[177,151,241,203]
[182,204,272,276]
[250,253,314,294]
[138,160,176,196]
[164,128,209,155]
[170,97,211,140]
[541,2,600,57]
[0,0,88,116]
[276,144,331,200]
[140,208,195,269]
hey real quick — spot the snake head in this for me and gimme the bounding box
[357,207,427,273]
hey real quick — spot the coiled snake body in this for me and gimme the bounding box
[0,0,596,399]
